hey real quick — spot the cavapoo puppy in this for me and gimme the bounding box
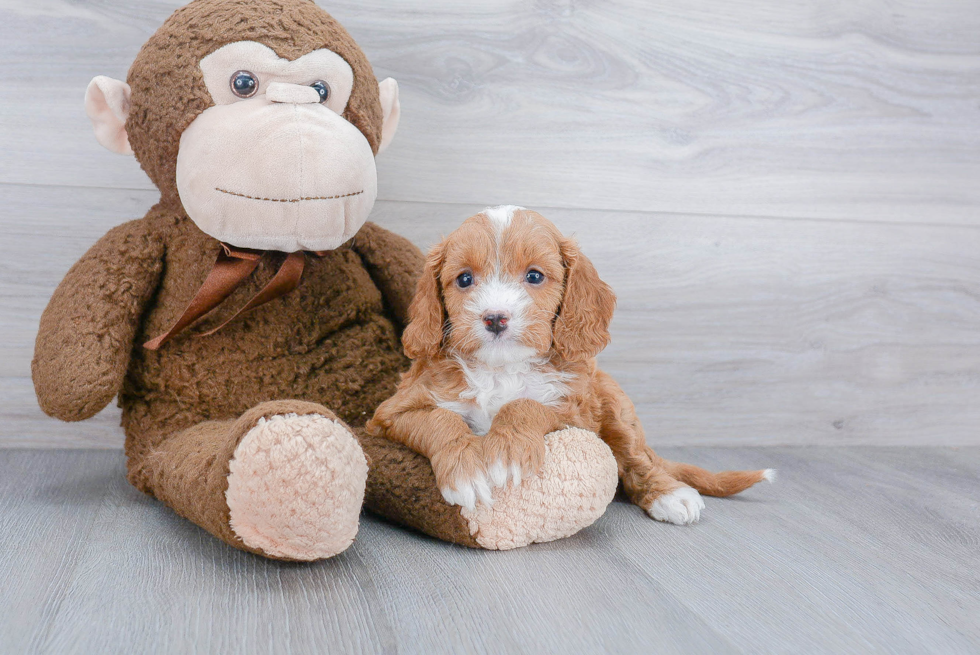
[367,206,772,524]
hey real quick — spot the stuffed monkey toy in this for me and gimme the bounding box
[33,0,617,560]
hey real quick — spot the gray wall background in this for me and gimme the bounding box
[2,0,979,447]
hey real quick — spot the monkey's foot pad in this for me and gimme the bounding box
[226,413,368,560]
[460,427,619,550]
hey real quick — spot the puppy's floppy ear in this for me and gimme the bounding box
[402,241,447,360]
[553,237,616,361]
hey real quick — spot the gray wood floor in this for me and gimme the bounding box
[2,1,979,653]
[2,447,978,654]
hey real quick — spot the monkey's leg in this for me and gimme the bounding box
[356,428,618,551]
[355,430,482,548]
[133,400,367,561]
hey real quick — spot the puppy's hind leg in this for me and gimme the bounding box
[595,372,704,525]
[627,466,706,526]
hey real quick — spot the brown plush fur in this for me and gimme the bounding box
[359,432,481,548]
[126,0,382,204]
[32,0,477,558]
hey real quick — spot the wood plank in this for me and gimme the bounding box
[0,450,399,654]
[0,450,129,652]
[1,1,978,223]
[606,445,980,653]
[4,184,980,447]
[348,514,737,654]
[1,448,977,653]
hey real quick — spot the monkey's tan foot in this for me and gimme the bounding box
[360,427,617,550]
[459,427,619,550]
[226,412,368,561]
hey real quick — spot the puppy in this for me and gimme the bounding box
[367,206,772,525]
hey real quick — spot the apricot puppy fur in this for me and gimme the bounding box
[368,206,772,524]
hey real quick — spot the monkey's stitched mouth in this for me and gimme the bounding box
[215,188,364,203]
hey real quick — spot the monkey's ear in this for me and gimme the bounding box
[84,76,134,156]
[377,78,400,155]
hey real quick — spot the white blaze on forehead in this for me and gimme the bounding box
[482,205,524,228]
[481,205,525,269]
[459,205,536,363]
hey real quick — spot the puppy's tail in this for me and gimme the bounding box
[664,461,775,497]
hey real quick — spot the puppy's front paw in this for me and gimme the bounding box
[430,437,492,510]
[482,428,547,489]
[646,487,705,525]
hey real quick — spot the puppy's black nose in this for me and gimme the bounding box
[483,312,509,335]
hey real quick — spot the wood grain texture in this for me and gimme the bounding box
[5,185,979,447]
[1,447,977,654]
[4,3,978,653]
[0,0,978,223]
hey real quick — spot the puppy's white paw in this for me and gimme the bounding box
[486,460,526,488]
[509,462,523,487]
[647,487,705,525]
[441,473,493,510]
[488,460,508,488]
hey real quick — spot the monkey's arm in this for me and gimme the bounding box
[351,221,424,332]
[32,219,165,421]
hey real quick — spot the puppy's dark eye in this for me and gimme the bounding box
[456,272,474,288]
[310,80,330,103]
[230,70,258,98]
[525,269,545,285]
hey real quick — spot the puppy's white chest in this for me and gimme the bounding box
[437,362,572,436]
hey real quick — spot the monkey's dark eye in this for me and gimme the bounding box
[310,80,330,103]
[456,272,474,289]
[525,269,545,285]
[230,70,258,98]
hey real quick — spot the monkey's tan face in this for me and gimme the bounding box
[84,40,400,253]
[175,42,377,252]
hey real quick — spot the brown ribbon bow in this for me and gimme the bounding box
[143,243,323,350]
